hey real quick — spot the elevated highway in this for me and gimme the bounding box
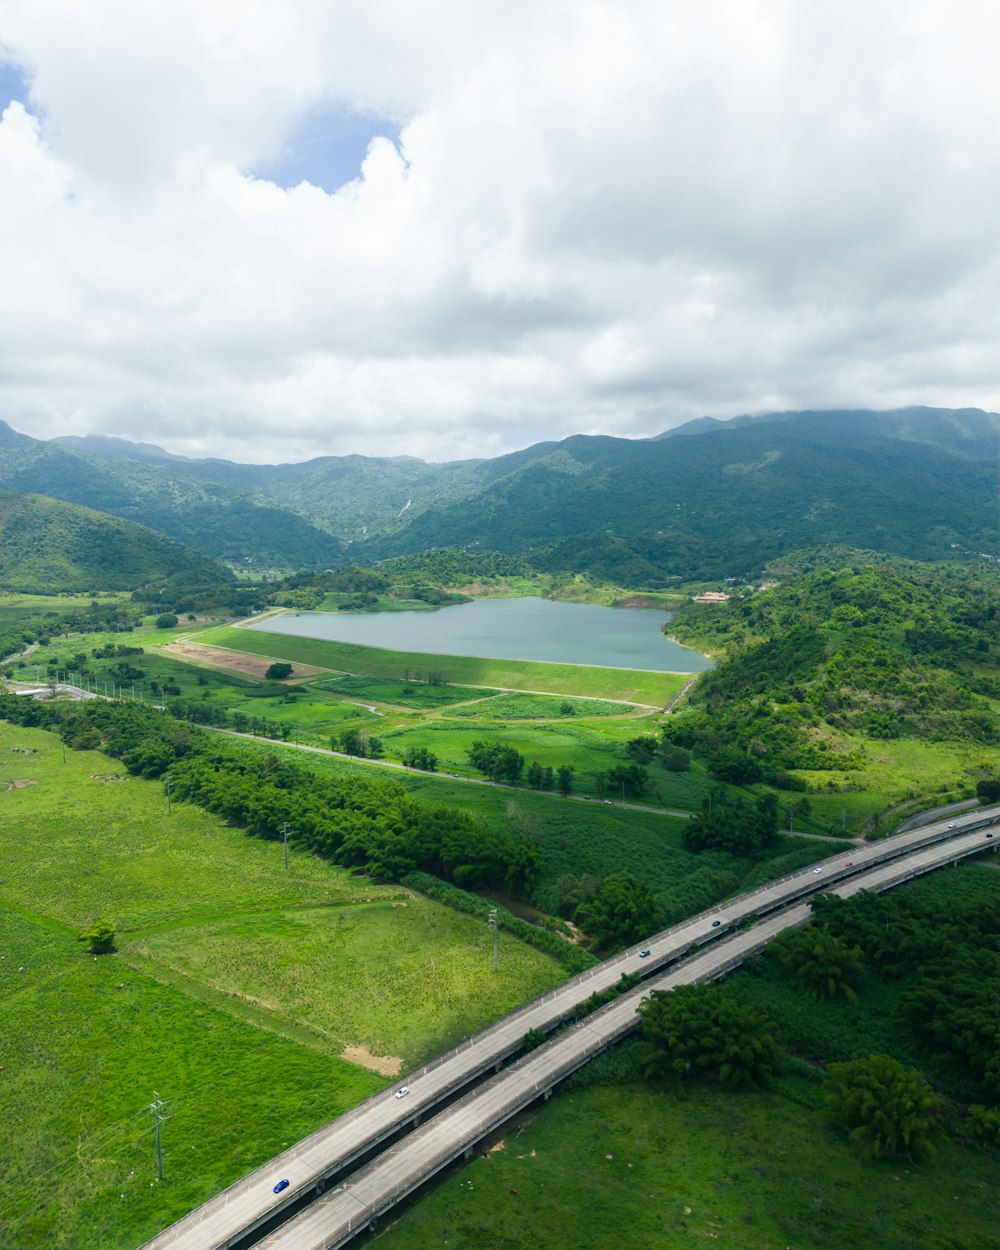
[259,822,997,1250]
[139,806,999,1250]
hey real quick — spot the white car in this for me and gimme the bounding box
[812,867,823,875]
[394,1086,410,1099]
[947,821,957,829]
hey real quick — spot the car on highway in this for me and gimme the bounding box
[639,949,651,958]
[711,920,721,928]
[395,1086,410,1099]
[948,821,957,829]
[812,867,823,874]
[273,1179,290,1194]
[844,861,854,867]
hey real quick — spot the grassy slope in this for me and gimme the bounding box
[192,623,689,705]
[0,722,567,1250]
[370,1078,999,1250]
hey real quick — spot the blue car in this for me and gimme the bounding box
[273,1178,290,1194]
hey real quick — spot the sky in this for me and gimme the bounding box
[0,1,997,466]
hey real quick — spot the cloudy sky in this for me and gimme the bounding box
[0,1,996,465]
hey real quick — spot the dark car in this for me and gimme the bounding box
[273,1179,290,1194]
[711,920,721,928]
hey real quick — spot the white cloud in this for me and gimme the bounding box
[0,0,996,464]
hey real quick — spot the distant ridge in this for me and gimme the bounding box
[1,408,996,575]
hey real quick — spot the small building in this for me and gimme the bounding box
[692,591,731,603]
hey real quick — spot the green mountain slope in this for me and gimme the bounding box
[0,492,232,592]
[364,409,999,574]
[1,425,346,568]
[2,407,996,576]
[661,560,1000,787]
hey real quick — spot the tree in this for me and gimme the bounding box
[662,746,690,772]
[266,661,293,680]
[976,777,1000,802]
[80,919,116,954]
[770,924,863,1002]
[155,613,178,629]
[557,764,575,795]
[607,762,648,797]
[637,983,778,1092]
[467,740,524,783]
[822,1055,944,1160]
[625,736,656,764]
[576,874,656,950]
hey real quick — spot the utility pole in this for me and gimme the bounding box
[488,908,499,972]
[149,1092,166,1180]
[281,822,290,870]
[165,775,172,814]
[61,734,66,764]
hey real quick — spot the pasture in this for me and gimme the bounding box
[0,722,568,1250]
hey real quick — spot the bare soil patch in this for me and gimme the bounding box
[163,642,325,682]
[340,1045,403,1077]
[5,779,38,790]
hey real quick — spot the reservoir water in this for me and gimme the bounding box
[248,597,712,673]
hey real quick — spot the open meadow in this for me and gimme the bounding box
[0,722,568,1250]
[369,1073,1000,1250]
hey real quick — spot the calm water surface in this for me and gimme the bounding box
[249,597,712,673]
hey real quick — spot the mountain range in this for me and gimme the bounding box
[1,407,996,582]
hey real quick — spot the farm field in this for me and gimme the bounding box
[370,1075,999,1250]
[0,722,569,1250]
[190,623,689,705]
[14,620,841,833]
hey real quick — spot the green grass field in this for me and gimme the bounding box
[0,908,382,1250]
[795,734,998,830]
[0,722,569,1250]
[314,675,487,708]
[449,692,636,719]
[369,1077,999,1250]
[192,623,689,705]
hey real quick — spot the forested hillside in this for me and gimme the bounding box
[368,410,998,574]
[3,407,996,576]
[0,492,231,593]
[663,562,1000,787]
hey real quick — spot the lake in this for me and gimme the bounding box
[248,597,712,673]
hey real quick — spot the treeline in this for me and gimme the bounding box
[276,549,533,604]
[0,696,542,897]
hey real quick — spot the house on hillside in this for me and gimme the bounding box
[692,591,731,602]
